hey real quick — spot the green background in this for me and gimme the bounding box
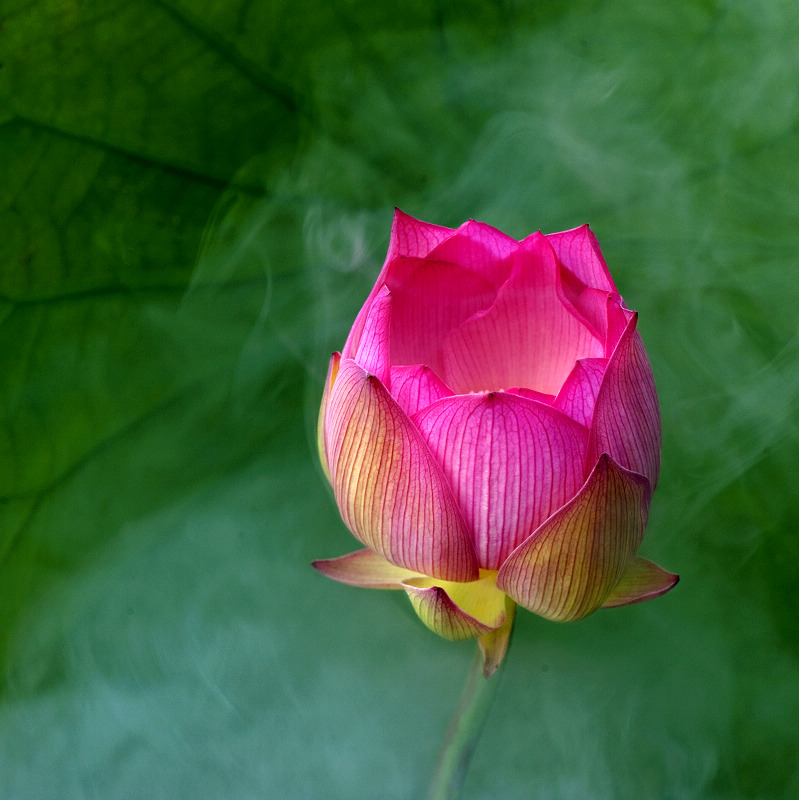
[2,1,797,797]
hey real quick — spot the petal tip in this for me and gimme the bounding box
[601,557,679,609]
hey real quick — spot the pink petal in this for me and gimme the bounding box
[426,219,518,288]
[496,454,649,622]
[605,295,634,353]
[325,358,478,581]
[554,357,607,428]
[587,313,661,491]
[546,224,617,295]
[312,548,421,588]
[386,208,456,262]
[386,257,497,378]
[442,233,604,396]
[402,572,509,641]
[601,556,679,608]
[342,210,457,360]
[413,392,588,569]
[317,351,341,484]
[558,284,614,346]
[353,286,392,388]
[389,364,454,418]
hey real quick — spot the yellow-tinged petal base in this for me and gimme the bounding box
[313,552,517,674]
[402,570,508,641]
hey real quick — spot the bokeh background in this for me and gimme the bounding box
[2,1,798,798]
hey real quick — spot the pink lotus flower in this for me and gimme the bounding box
[314,210,677,674]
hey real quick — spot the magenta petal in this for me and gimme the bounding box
[413,392,588,569]
[426,220,519,288]
[342,210,457,361]
[386,208,456,261]
[389,364,454,418]
[386,257,497,378]
[546,224,617,295]
[353,286,392,388]
[325,358,478,581]
[605,295,634,353]
[496,454,649,622]
[588,313,661,491]
[559,285,614,346]
[442,233,604,396]
[554,358,607,428]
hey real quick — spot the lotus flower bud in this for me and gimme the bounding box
[314,210,677,674]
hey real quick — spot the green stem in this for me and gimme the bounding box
[425,646,504,800]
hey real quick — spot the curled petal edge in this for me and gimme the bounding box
[317,352,341,484]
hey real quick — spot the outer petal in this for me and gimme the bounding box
[496,454,649,622]
[312,548,421,588]
[325,358,478,581]
[554,357,607,428]
[317,351,341,484]
[413,392,588,569]
[402,571,508,641]
[601,556,679,608]
[546,224,617,295]
[442,233,604,396]
[353,286,392,388]
[389,364,454,418]
[588,313,661,491]
[426,219,518,289]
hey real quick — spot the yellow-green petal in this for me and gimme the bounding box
[325,357,478,581]
[317,351,341,484]
[312,548,422,589]
[601,556,679,608]
[497,454,648,622]
[402,571,507,641]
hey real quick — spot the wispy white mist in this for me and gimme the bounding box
[4,1,797,798]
